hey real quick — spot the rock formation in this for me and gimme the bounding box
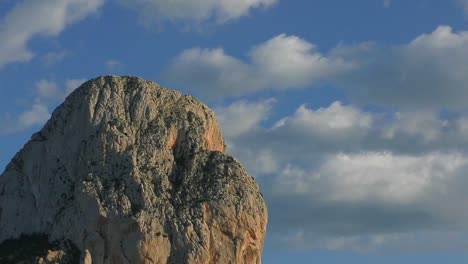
[0,76,268,264]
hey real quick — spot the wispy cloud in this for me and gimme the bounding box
[0,78,86,134]
[165,34,353,99]
[117,0,277,26]
[42,50,68,66]
[0,0,104,67]
[458,0,468,16]
[106,59,124,72]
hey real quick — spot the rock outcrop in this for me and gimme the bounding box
[0,76,268,264]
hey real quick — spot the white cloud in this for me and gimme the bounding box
[222,100,468,164]
[165,48,255,98]
[264,150,468,252]
[35,78,86,102]
[216,98,468,251]
[409,25,468,49]
[64,79,87,96]
[0,0,273,68]
[165,34,353,99]
[382,111,448,142]
[16,103,51,131]
[273,101,372,135]
[117,0,277,25]
[0,0,104,67]
[0,103,51,134]
[36,80,61,100]
[334,25,468,110]
[250,35,352,88]
[0,78,86,134]
[273,230,468,252]
[265,149,468,252]
[227,100,468,164]
[214,99,279,174]
[166,25,468,108]
[215,98,274,138]
[275,152,468,203]
[231,147,279,175]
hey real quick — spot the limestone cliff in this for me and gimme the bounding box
[0,76,268,264]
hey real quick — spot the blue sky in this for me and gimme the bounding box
[2,0,468,263]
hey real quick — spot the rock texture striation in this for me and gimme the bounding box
[0,76,267,264]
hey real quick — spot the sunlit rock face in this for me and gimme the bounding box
[0,76,268,264]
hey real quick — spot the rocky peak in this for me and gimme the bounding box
[0,76,267,264]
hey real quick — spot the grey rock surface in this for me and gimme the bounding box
[0,76,268,264]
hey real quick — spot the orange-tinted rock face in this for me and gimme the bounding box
[0,76,267,264]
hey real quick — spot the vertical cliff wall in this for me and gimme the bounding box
[0,76,268,264]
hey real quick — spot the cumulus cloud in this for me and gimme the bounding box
[381,111,448,142]
[16,103,51,131]
[214,99,277,174]
[264,151,468,252]
[266,150,468,251]
[229,100,468,162]
[0,0,104,67]
[334,25,468,110]
[215,98,275,138]
[273,152,468,203]
[165,48,253,98]
[165,34,353,99]
[117,0,277,25]
[273,101,373,136]
[250,35,352,88]
[216,98,468,251]
[166,25,468,110]
[0,78,85,134]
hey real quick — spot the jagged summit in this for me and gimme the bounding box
[0,76,267,264]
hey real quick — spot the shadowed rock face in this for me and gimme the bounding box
[0,234,80,264]
[0,76,268,264]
